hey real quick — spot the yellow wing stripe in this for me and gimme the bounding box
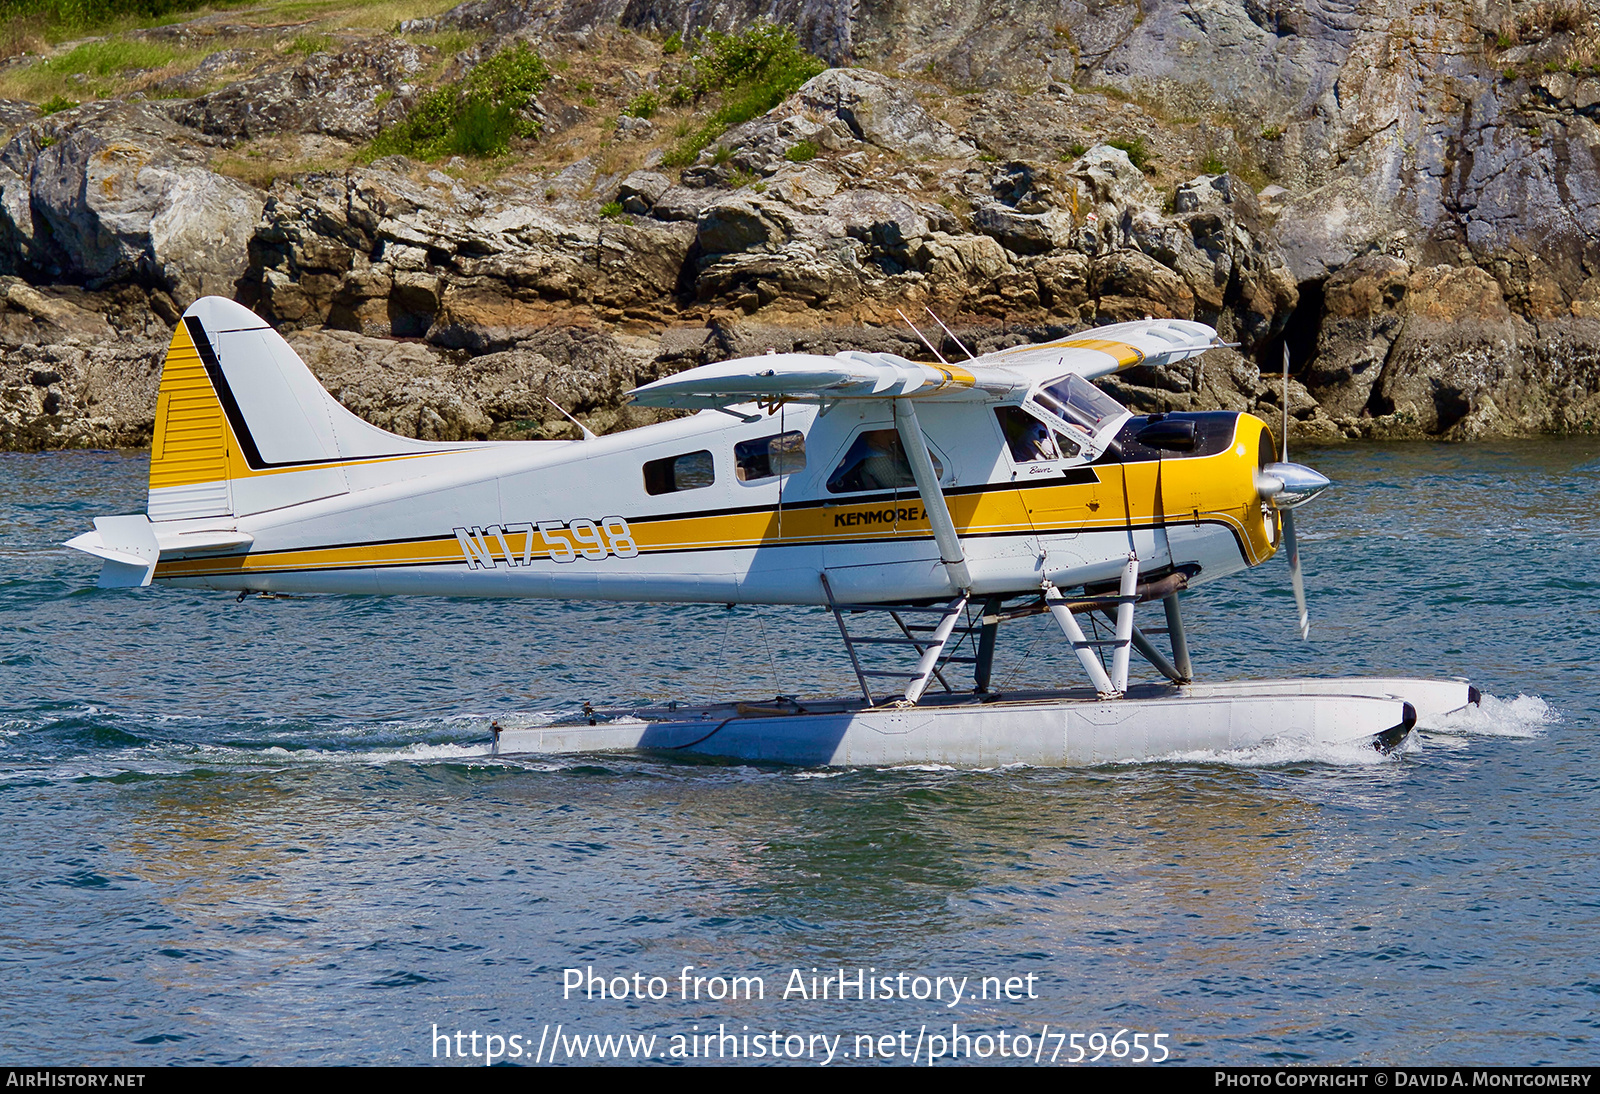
[1057,338,1145,367]
[995,337,1145,369]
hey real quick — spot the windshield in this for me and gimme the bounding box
[1034,373,1128,435]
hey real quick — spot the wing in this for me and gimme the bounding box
[628,319,1219,410]
[966,318,1220,381]
[627,349,1019,409]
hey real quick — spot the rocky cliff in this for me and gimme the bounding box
[3,0,1598,453]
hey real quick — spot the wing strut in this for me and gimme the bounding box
[892,399,971,593]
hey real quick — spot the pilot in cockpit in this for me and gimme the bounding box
[997,406,1056,463]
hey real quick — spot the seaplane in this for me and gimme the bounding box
[65,296,1478,766]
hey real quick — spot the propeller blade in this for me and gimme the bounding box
[1281,344,1291,463]
[1282,508,1309,640]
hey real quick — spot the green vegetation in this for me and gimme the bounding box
[623,89,658,118]
[287,32,331,55]
[1199,152,1227,174]
[661,31,681,55]
[598,200,623,218]
[1060,141,1088,160]
[1259,123,1283,140]
[1082,83,1132,103]
[672,22,822,100]
[710,143,734,165]
[1490,0,1586,50]
[0,33,200,99]
[660,22,824,167]
[783,138,817,162]
[38,91,75,112]
[1107,135,1153,172]
[726,166,758,187]
[368,39,549,160]
[0,0,211,35]
[41,35,183,73]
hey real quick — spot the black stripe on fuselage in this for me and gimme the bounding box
[158,517,1252,580]
[159,461,1228,567]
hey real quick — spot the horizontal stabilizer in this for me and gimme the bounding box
[64,515,161,588]
[65,515,257,586]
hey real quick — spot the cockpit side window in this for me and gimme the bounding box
[826,429,943,494]
[995,406,1080,463]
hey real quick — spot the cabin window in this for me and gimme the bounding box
[734,431,806,482]
[826,429,943,494]
[643,450,714,495]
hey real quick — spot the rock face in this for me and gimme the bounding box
[0,334,166,451]
[0,102,263,308]
[1305,258,1600,438]
[285,325,678,440]
[240,165,701,345]
[0,0,1596,451]
[173,38,434,142]
[407,0,1600,326]
[229,126,1293,367]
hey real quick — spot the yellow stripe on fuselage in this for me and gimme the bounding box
[153,416,1278,579]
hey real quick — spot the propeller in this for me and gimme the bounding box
[1282,508,1308,641]
[1254,345,1330,640]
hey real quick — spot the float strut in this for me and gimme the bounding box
[902,594,968,705]
[1114,621,1186,684]
[893,399,972,593]
[1110,553,1140,693]
[1044,582,1117,697]
[974,597,1001,693]
[1163,592,1193,682]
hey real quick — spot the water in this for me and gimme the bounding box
[0,441,1594,1065]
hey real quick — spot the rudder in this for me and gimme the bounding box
[148,313,236,521]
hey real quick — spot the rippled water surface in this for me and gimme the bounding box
[1,442,1595,1065]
